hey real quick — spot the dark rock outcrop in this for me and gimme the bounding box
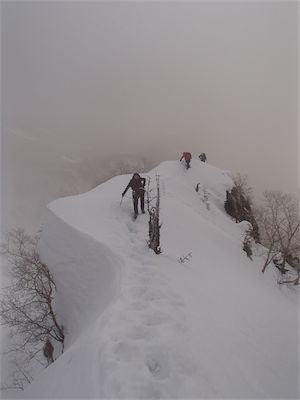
[225,187,260,242]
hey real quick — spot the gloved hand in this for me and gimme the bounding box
[122,192,125,197]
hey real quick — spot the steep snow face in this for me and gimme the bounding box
[21,160,298,399]
[37,213,122,346]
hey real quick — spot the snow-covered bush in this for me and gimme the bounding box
[146,175,162,254]
[256,191,299,281]
[243,228,253,260]
[195,183,210,210]
[179,252,192,263]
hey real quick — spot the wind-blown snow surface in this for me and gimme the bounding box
[21,160,298,399]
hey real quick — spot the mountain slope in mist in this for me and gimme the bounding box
[19,160,298,399]
[2,130,154,233]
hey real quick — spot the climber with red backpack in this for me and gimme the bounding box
[180,152,192,169]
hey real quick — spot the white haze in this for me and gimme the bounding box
[1,1,298,232]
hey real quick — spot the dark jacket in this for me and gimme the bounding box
[122,175,146,196]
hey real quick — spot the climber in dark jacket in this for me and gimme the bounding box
[199,153,207,162]
[122,173,146,218]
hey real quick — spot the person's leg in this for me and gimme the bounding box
[186,160,190,169]
[132,193,139,215]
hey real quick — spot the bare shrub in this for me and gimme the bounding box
[256,191,299,279]
[146,175,162,254]
[0,229,64,389]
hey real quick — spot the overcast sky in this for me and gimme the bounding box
[2,1,299,198]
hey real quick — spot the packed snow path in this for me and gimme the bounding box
[22,160,298,398]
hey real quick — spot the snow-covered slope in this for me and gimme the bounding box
[21,160,298,399]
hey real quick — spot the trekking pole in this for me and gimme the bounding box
[120,196,124,206]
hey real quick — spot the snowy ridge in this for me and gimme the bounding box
[21,160,298,399]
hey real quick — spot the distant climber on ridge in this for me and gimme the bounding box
[199,153,207,162]
[180,152,192,169]
[122,173,146,219]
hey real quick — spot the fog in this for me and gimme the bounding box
[1,1,299,232]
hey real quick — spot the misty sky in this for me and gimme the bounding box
[2,1,299,198]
